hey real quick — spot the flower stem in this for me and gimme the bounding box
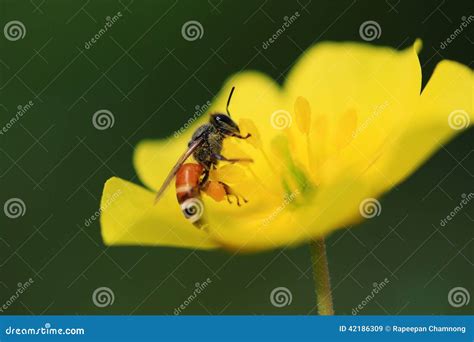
[310,238,334,315]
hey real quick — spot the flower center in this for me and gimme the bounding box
[218,97,361,208]
[239,114,315,206]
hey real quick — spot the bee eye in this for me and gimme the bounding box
[215,114,232,124]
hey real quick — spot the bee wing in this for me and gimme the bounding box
[154,137,204,204]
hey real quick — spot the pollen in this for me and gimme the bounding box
[203,181,226,202]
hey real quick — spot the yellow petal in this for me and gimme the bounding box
[134,135,196,193]
[210,164,247,184]
[284,41,421,179]
[239,118,262,149]
[285,42,421,118]
[206,170,372,251]
[372,60,473,190]
[332,108,358,151]
[100,177,217,249]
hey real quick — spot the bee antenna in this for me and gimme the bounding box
[226,86,235,117]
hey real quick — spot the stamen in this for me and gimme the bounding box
[294,96,311,135]
[294,96,314,173]
[271,135,315,197]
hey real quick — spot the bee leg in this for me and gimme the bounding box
[213,153,253,164]
[233,133,251,139]
[220,182,247,206]
[199,168,210,188]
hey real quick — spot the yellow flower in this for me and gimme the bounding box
[100,41,472,252]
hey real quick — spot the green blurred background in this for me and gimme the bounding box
[0,0,472,315]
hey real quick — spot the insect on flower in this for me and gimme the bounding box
[101,40,472,252]
[154,87,253,228]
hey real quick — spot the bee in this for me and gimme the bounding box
[174,163,227,228]
[154,87,252,227]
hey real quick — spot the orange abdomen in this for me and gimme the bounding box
[175,163,203,203]
[175,163,205,226]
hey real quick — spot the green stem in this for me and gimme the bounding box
[310,238,334,315]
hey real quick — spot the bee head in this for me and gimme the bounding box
[210,114,241,136]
